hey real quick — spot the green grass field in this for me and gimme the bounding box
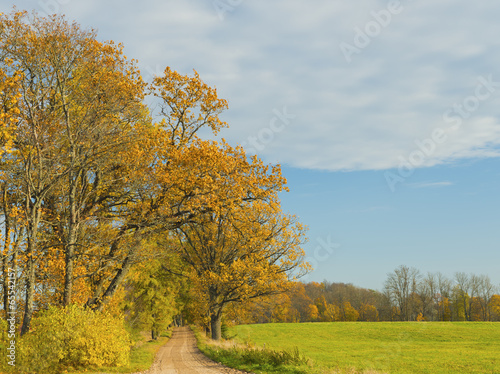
[231,322,500,374]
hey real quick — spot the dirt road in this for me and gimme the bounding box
[145,327,250,374]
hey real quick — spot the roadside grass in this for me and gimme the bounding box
[66,329,171,374]
[192,326,313,374]
[231,322,500,374]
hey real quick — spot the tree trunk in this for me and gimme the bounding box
[210,312,222,341]
[1,187,11,319]
[21,208,40,336]
[91,252,134,311]
[63,248,74,306]
[21,245,35,336]
[63,168,80,306]
[63,219,78,307]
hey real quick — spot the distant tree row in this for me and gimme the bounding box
[383,265,499,322]
[226,266,500,323]
[226,281,389,323]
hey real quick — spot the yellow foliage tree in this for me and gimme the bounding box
[490,294,500,321]
[172,162,308,339]
[0,63,21,153]
[359,303,379,322]
[306,304,319,321]
[439,297,452,321]
[0,10,150,333]
[341,301,359,322]
[124,256,184,340]
[324,303,341,322]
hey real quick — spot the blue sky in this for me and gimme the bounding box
[4,0,500,290]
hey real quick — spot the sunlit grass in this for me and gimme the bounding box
[231,322,500,374]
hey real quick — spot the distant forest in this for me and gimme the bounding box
[226,265,500,323]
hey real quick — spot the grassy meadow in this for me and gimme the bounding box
[230,322,500,374]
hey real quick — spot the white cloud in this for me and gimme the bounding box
[408,181,454,189]
[6,0,500,171]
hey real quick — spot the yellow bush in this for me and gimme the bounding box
[0,317,15,373]
[18,305,131,373]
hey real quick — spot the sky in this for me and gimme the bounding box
[3,0,500,291]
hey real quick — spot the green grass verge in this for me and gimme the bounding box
[192,326,313,374]
[66,330,171,374]
[231,322,500,374]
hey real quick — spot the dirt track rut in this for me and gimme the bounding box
[145,327,250,374]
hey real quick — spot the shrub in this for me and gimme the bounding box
[194,325,309,373]
[17,305,131,373]
[240,346,308,366]
[206,344,308,368]
[0,318,14,372]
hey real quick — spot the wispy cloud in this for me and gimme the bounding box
[408,181,454,189]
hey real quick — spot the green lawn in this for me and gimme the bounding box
[231,322,500,374]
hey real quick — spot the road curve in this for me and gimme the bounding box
[146,326,250,374]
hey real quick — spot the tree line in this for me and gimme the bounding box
[383,265,499,322]
[227,266,500,324]
[0,8,308,349]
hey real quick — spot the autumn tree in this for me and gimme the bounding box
[306,304,319,321]
[147,68,310,338]
[324,302,341,322]
[0,10,239,333]
[384,265,421,321]
[439,297,452,321]
[436,272,452,321]
[0,11,74,333]
[80,66,236,312]
[418,272,437,321]
[454,272,475,321]
[172,166,308,339]
[0,65,24,318]
[359,303,379,321]
[476,275,495,321]
[0,11,152,334]
[314,295,328,321]
[225,293,293,324]
[288,282,314,321]
[0,61,20,152]
[0,184,24,319]
[266,293,293,323]
[490,295,500,321]
[340,301,359,321]
[123,255,185,340]
[36,28,147,308]
[26,44,237,319]
[451,284,467,321]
